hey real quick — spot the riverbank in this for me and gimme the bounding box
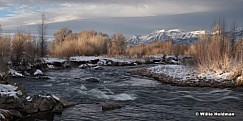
[0,79,74,121]
[128,65,243,88]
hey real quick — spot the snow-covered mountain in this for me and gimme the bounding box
[128,28,243,46]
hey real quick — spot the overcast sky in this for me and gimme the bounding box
[0,0,243,36]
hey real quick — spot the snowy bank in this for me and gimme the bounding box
[40,55,191,69]
[8,69,24,77]
[128,65,241,88]
[0,83,74,120]
[0,84,22,98]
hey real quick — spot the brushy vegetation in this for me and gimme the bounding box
[126,41,189,57]
[49,29,110,57]
[188,22,243,85]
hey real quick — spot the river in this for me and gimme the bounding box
[9,65,243,121]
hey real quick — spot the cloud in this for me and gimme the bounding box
[0,0,211,28]
[0,0,243,36]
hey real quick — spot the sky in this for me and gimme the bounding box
[0,0,243,37]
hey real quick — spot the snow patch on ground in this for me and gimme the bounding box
[26,96,32,101]
[51,94,60,101]
[148,65,196,81]
[148,65,233,82]
[0,84,22,98]
[8,69,23,77]
[42,58,67,64]
[34,69,43,76]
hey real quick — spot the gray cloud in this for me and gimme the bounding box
[1,0,243,37]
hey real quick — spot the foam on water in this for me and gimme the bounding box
[71,85,136,101]
[123,77,160,87]
[43,84,52,87]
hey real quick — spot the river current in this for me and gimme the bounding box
[10,65,243,121]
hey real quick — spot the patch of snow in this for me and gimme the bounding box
[148,65,235,82]
[47,64,55,69]
[8,69,23,77]
[0,84,22,98]
[51,94,60,101]
[34,69,43,76]
[198,71,231,81]
[42,58,67,64]
[148,65,195,81]
[70,56,99,62]
[79,64,89,68]
[26,96,32,101]
[39,95,52,99]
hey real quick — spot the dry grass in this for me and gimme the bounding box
[49,30,109,57]
[126,41,190,57]
[188,25,243,85]
[127,41,173,57]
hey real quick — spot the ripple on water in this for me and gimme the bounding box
[69,85,136,101]
[42,84,52,87]
[121,77,160,87]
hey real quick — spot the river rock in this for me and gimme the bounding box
[21,101,38,114]
[50,94,75,108]
[38,76,51,79]
[101,103,123,111]
[85,77,100,82]
[32,95,57,112]
[0,109,22,121]
[0,73,7,82]
[52,103,63,112]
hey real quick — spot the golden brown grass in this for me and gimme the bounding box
[188,27,243,85]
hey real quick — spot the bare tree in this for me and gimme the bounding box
[38,12,48,57]
[230,17,237,57]
[54,28,72,44]
[109,33,127,56]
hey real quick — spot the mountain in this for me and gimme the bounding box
[128,28,243,46]
[128,29,208,46]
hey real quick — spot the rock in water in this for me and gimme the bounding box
[101,103,122,111]
[85,77,100,82]
[0,109,22,121]
[32,95,57,112]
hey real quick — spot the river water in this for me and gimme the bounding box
[10,65,243,121]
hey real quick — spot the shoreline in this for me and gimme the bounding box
[127,67,239,88]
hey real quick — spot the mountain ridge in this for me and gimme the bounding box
[128,28,243,46]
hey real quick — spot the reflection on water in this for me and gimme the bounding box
[10,65,243,121]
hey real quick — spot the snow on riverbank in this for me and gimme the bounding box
[8,69,23,77]
[42,58,67,64]
[148,65,196,81]
[148,65,238,82]
[0,84,22,98]
[42,55,188,66]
